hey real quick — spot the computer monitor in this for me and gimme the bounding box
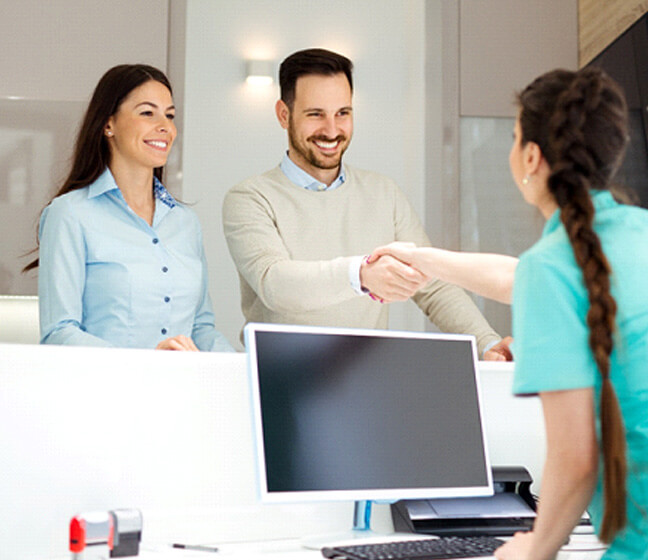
[245,323,493,515]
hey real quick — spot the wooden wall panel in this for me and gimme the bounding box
[579,0,648,66]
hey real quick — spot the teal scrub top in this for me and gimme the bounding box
[512,191,648,559]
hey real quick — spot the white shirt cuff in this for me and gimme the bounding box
[349,255,366,295]
[481,339,501,358]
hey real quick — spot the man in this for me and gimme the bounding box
[223,48,511,359]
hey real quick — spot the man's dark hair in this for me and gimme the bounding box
[279,48,353,108]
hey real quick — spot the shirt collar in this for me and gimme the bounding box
[87,167,177,208]
[542,190,618,238]
[87,168,120,198]
[280,152,346,192]
[153,176,177,208]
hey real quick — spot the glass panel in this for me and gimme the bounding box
[0,98,85,295]
[459,117,545,336]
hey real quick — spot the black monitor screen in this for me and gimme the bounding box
[246,324,492,503]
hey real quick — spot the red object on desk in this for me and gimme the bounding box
[69,513,114,553]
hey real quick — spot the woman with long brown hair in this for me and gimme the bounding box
[30,64,232,352]
[370,67,647,559]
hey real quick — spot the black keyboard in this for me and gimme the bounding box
[321,536,505,559]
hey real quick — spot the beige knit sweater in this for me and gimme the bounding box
[223,164,500,353]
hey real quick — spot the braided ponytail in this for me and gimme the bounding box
[552,178,625,543]
[519,67,629,542]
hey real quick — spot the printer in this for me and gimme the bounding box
[392,466,537,537]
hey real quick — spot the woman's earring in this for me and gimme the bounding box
[105,130,113,137]
[522,174,531,185]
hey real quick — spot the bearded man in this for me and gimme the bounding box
[222,48,510,361]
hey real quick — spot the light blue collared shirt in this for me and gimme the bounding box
[280,152,346,192]
[38,168,233,352]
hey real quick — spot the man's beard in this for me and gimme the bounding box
[288,125,349,170]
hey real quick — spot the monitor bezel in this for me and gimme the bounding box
[245,322,494,504]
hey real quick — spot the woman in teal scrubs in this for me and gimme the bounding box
[370,67,648,559]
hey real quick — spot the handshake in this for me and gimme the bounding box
[362,241,517,307]
[361,242,515,362]
[360,242,432,304]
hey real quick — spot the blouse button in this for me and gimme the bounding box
[152,238,159,244]
[162,266,168,273]
[161,328,167,335]
[164,296,170,303]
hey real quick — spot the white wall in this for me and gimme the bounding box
[181,0,427,348]
[459,0,578,117]
[0,0,169,101]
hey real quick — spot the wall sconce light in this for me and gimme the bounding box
[246,60,274,85]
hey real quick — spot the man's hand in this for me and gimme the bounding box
[360,254,427,303]
[483,336,513,361]
[156,335,199,351]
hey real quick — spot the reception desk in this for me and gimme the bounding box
[0,344,603,559]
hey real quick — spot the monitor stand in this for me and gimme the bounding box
[301,500,387,550]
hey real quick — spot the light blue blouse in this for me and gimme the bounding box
[38,168,233,352]
[512,191,648,559]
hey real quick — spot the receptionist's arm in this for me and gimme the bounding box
[369,243,518,304]
[495,388,598,560]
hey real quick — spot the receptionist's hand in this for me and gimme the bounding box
[359,253,427,303]
[483,336,513,361]
[156,335,199,351]
[494,531,537,560]
[368,242,418,268]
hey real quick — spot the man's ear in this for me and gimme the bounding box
[275,99,290,129]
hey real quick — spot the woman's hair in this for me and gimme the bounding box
[23,64,173,272]
[518,67,629,542]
